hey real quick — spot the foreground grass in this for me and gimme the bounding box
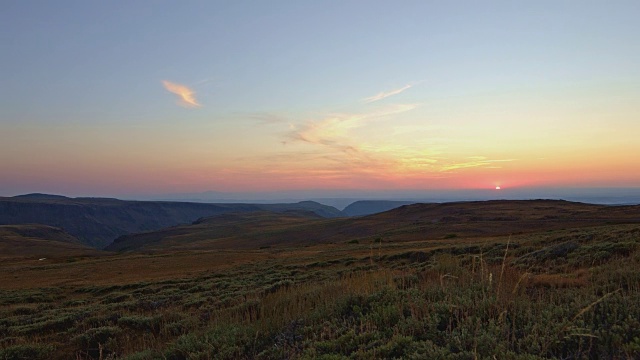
[1,225,640,359]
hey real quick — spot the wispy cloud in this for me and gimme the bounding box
[287,104,418,150]
[238,99,523,187]
[276,104,423,180]
[363,84,412,103]
[162,80,201,108]
[440,157,516,172]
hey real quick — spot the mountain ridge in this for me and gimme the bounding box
[0,195,343,249]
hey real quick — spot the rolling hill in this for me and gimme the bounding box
[0,224,101,258]
[3,199,640,359]
[0,194,343,249]
[106,210,323,252]
[342,200,418,216]
[107,199,640,252]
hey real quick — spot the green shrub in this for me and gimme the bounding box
[72,326,122,349]
[0,344,54,360]
[117,315,161,332]
[122,349,165,360]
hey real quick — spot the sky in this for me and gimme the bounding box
[2,1,640,198]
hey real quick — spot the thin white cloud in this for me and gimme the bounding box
[363,84,412,103]
[287,104,418,150]
[277,104,421,178]
[440,157,516,172]
[162,80,201,108]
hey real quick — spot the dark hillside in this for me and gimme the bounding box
[0,195,343,249]
[107,199,640,252]
[343,200,417,216]
[106,210,324,252]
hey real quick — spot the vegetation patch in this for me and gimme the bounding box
[1,223,640,359]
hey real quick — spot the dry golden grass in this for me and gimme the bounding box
[0,250,272,289]
[2,222,640,359]
[531,268,590,288]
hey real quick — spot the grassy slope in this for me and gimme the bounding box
[1,221,640,359]
[0,225,101,259]
[108,200,640,252]
[106,211,324,252]
[2,200,640,359]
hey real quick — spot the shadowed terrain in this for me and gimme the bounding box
[342,200,417,216]
[0,224,101,259]
[107,200,640,252]
[106,211,323,252]
[0,194,343,249]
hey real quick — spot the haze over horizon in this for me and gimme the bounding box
[2,1,640,198]
[4,187,640,211]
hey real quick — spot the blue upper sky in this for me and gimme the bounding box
[2,1,640,197]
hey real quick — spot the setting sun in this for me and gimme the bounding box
[496,186,502,190]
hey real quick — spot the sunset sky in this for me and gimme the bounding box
[2,1,640,198]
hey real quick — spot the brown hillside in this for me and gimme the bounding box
[106,200,640,252]
[0,224,102,259]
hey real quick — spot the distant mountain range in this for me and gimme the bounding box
[0,194,343,249]
[135,188,640,208]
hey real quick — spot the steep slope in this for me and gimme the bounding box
[0,195,343,249]
[106,200,640,252]
[0,224,101,258]
[343,200,418,216]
